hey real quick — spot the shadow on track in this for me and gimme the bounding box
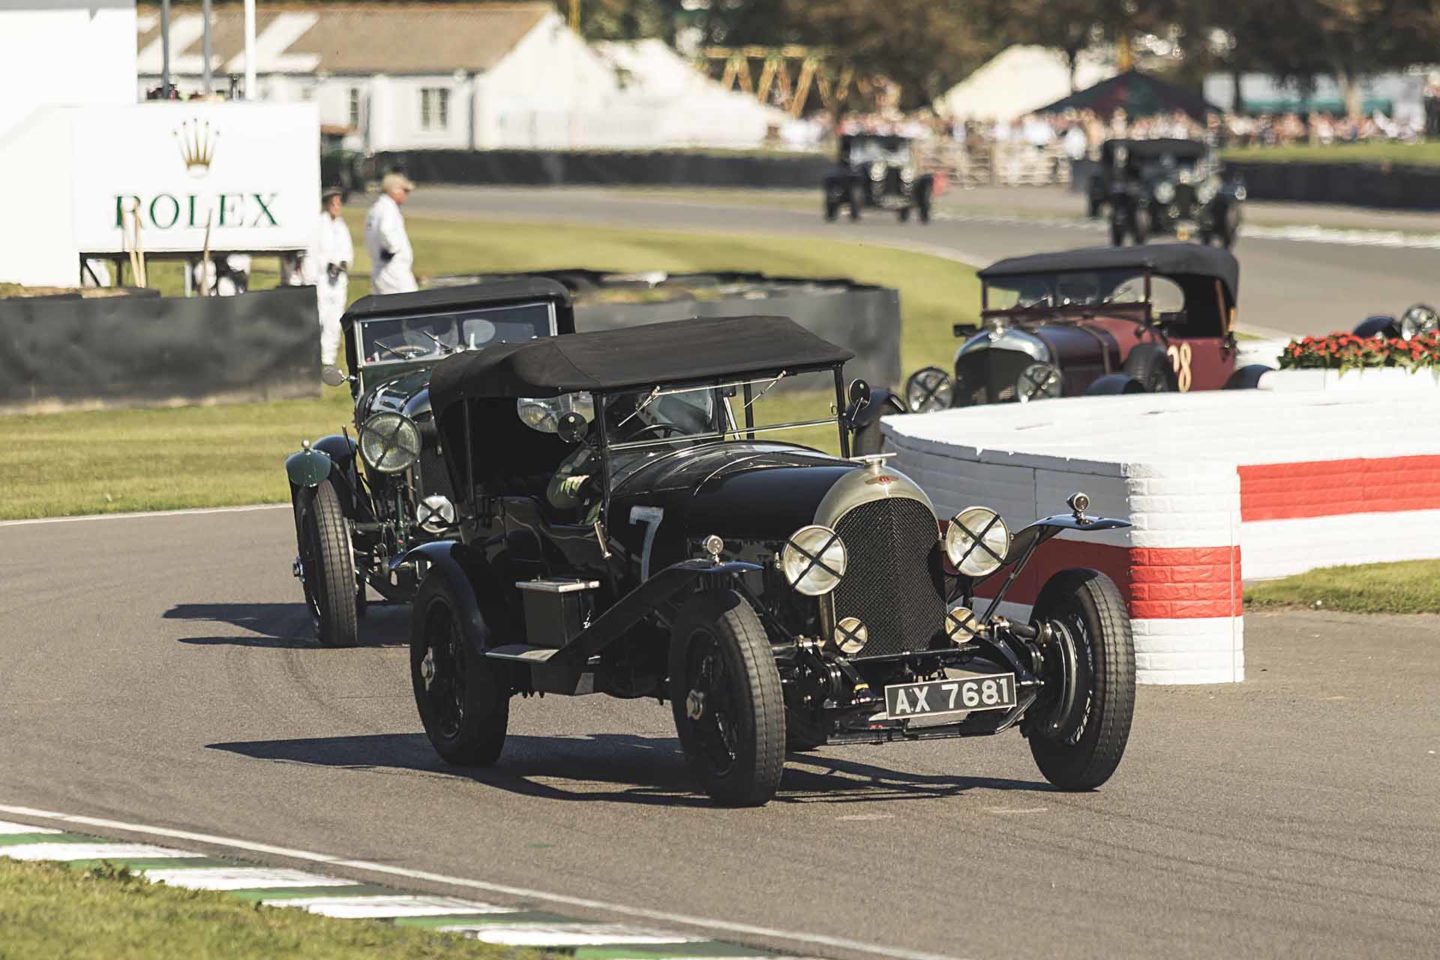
[164,602,408,649]
[209,731,1048,807]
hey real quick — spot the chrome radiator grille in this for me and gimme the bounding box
[831,498,945,658]
[954,349,1034,405]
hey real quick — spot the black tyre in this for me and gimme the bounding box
[1026,569,1134,790]
[1124,344,1176,393]
[296,479,359,647]
[410,572,509,766]
[669,590,785,806]
[848,183,863,221]
[1109,213,1127,247]
[823,192,839,222]
[1224,363,1271,389]
[1131,204,1150,244]
[897,206,911,222]
[1219,205,1240,249]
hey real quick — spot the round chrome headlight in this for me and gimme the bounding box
[905,367,953,413]
[415,494,456,534]
[834,616,868,654]
[869,161,885,181]
[1153,181,1176,204]
[1016,362,1061,402]
[1196,178,1219,205]
[945,507,1011,578]
[900,165,915,183]
[1399,304,1439,340]
[517,397,561,433]
[358,411,421,474]
[780,525,847,596]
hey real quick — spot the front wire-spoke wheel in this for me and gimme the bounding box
[297,479,359,647]
[1025,569,1135,790]
[669,590,785,806]
[410,574,508,766]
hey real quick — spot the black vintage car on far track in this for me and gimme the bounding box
[284,280,574,647]
[405,315,1136,806]
[1092,138,1245,248]
[824,134,934,223]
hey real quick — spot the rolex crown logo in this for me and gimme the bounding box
[174,118,219,178]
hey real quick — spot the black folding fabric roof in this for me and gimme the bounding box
[1037,70,1220,121]
[979,244,1239,301]
[342,278,572,325]
[1100,137,1208,162]
[429,315,853,408]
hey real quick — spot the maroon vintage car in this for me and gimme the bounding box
[902,244,1270,412]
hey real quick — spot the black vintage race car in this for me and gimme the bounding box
[1092,139,1245,248]
[901,244,1270,415]
[1354,302,1440,340]
[404,315,1135,806]
[823,134,934,223]
[283,279,574,646]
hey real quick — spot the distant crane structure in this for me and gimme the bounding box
[700,46,879,117]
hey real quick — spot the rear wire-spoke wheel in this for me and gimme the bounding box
[297,479,359,647]
[1025,569,1134,790]
[410,575,508,766]
[669,590,785,806]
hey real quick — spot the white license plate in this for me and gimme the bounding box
[883,673,1017,721]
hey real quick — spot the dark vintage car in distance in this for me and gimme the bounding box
[1354,302,1440,341]
[283,279,574,646]
[1090,139,1245,248]
[404,315,1136,806]
[823,133,934,223]
[901,244,1272,414]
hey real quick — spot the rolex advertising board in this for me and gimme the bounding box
[72,102,319,255]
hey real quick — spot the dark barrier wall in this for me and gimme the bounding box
[574,288,901,389]
[0,286,319,411]
[1227,161,1440,210]
[374,149,831,189]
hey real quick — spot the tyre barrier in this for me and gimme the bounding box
[882,375,1440,685]
[375,149,831,189]
[0,286,320,412]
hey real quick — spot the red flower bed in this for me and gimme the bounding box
[1280,331,1440,372]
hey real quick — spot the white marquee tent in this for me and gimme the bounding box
[940,45,1115,122]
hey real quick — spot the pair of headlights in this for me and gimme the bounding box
[778,507,1012,597]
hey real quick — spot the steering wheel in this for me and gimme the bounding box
[627,422,684,441]
[377,342,431,361]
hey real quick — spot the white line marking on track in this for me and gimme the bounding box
[0,503,289,528]
[0,820,61,835]
[0,804,970,960]
[448,922,704,946]
[265,894,510,919]
[0,842,203,861]
[143,866,359,891]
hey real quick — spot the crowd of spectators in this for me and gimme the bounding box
[777,103,1428,161]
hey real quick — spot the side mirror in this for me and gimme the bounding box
[321,365,350,387]
[557,411,590,445]
[843,378,871,427]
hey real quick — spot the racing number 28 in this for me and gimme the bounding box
[1166,342,1193,392]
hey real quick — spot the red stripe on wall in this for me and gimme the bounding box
[974,540,1242,620]
[1240,455,1440,522]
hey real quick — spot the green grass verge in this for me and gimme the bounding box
[1223,141,1440,168]
[1244,559,1440,615]
[0,215,976,520]
[0,859,544,960]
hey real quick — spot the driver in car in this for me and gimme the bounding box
[543,390,713,515]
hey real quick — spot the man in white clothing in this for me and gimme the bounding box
[364,172,417,295]
[304,187,354,367]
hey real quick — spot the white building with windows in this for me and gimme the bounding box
[135,2,781,151]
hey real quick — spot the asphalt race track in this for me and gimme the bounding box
[2,507,1437,959]
[404,184,1440,339]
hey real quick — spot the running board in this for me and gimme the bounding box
[485,644,562,663]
